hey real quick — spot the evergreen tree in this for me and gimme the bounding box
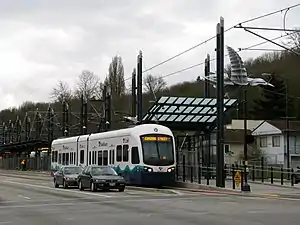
[251,74,292,120]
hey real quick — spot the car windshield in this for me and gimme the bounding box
[64,167,82,175]
[91,167,118,176]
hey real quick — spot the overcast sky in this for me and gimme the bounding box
[1,0,299,110]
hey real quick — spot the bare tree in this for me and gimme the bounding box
[75,70,101,99]
[143,74,167,94]
[284,29,300,52]
[51,80,72,103]
[105,56,125,98]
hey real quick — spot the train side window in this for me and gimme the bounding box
[111,150,115,164]
[89,152,91,165]
[131,147,140,164]
[58,153,62,164]
[103,150,108,165]
[93,151,96,164]
[80,150,84,164]
[92,151,95,164]
[123,145,129,162]
[74,152,76,165]
[116,145,122,162]
[70,152,73,164]
[98,151,103,165]
[66,153,69,165]
[53,151,57,162]
[62,153,66,165]
[109,150,115,164]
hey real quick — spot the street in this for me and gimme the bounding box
[0,174,299,225]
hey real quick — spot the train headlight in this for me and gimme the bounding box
[144,167,153,172]
[167,167,175,172]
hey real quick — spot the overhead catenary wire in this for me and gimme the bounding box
[160,31,297,79]
[124,3,300,82]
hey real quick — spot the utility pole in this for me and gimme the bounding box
[83,95,88,135]
[204,54,210,97]
[80,94,84,135]
[65,103,69,136]
[103,85,111,131]
[216,17,225,188]
[242,88,251,191]
[204,54,211,170]
[62,102,66,137]
[137,51,143,122]
[132,69,137,118]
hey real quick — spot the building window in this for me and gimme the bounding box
[272,136,280,147]
[260,136,267,148]
[224,144,230,154]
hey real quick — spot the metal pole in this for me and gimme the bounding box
[137,51,143,122]
[107,93,111,130]
[204,54,211,170]
[132,69,137,117]
[65,103,69,137]
[286,80,290,173]
[216,17,225,188]
[83,97,88,135]
[62,102,66,137]
[242,88,251,191]
[80,94,84,135]
[204,54,210,97]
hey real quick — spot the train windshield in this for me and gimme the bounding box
[141,135,174,166]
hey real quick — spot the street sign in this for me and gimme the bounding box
[234,171,241,187]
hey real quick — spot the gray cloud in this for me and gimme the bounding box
[0,0,300,109]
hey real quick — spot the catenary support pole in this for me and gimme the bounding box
[216,17,225,188]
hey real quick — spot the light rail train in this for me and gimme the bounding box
[51,124,176,186]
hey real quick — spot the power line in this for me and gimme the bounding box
[160,32,297,79]
[124,3,300,82]
[142,4,300,73]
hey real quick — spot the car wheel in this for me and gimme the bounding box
[90,182,96,192]
[78,180,84,191]
[118,187,125,192]
[54,179,59,188]
[63,180,68,189]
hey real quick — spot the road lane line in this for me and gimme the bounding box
[0,180,112,198]
[0,197,199,209]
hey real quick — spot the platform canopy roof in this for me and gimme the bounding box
[141,96,237,131]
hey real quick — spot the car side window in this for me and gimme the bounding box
[58,167,63,174]
[86,166,91,174]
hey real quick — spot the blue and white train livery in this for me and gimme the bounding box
[51,124,176,186]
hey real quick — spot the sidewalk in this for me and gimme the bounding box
[176,179,300,198]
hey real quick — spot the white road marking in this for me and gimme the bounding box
[0,222,12,224]
[0,197,199,209]
[1,180,112,198]
[18,195,31,200]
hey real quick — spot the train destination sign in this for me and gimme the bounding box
[142,136,170,141]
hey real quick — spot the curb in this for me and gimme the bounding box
[250,181,300,190]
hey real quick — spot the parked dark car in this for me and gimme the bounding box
[77,166,126,192]
[53,165,83,188]
[294,167,300,184]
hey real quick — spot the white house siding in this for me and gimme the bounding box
[252,122,284,165]
[226,120,264,131]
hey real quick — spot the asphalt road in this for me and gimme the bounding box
[0,175,300,225]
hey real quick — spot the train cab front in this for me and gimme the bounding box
[139,134,176,187]
[141,166,176,187]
